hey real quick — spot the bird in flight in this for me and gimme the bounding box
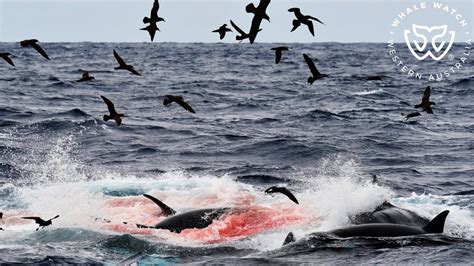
[100,95,124,126]
[270,46,290,64]
[414,86,436,114]
[212,24,233,40]
[265,186,299,204]
[163,95,195,113]
[113,49,141,76]
[303,53,327,84]
[22,215,59,231]
[288,7,324,36]
[20,39,50,60]
[0,53,15,67]
[77,71,95,82]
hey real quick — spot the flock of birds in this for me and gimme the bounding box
[0,0,437,231]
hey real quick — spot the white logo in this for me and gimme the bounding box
[404,24,455,61]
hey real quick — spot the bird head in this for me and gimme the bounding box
[308,76,315,84]
[265,186,278,194]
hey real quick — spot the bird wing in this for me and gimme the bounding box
[150,0,159,21]
[303,54,320,76]
[249,16,263,43]
[230,20,246,36]
[128,67,142,76]
[424,103,434,114]
[257,0,271,11]
[113,49,127,66]
[30,42,50,60]
[176,98,196,113]
[2,55,15,66]
[288,7,303,18]
[309,16,325,25]
[275,50,282,64]
[219,31,225,40]
[82,71,89,79]
[302,20,315,36]
[421,86,431,104]
[143,194,177,217]
[100,95,117,115]
[22,217,45,224]
[280,188,299,204]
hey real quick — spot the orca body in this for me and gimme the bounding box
[351,201,430,227]
[152,208,231,233]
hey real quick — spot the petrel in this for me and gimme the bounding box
[247,0,271,43]
[303,53,327,84]
[100,95,124,126]
[230,20,252,42]
[163,95,195,113]
[414,86,436,114]
[22,215,59,231]
[140,22,160,42]
[402,112,421,120]
[265,186,299,204]
[0,53,15,67]
[212,24,233,40]
[288,7,324,36]
[77,71,95,82]
[113,49,141,76]
[270,46,289,64]
[20,39,50,60]
[143,0,165,24]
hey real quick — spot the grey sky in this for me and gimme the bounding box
[0,0,472,42]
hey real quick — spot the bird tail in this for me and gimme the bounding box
[143,16,151,24]
[103,115,111,121]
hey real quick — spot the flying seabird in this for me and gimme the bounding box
[265,186,299,204]
[163,95,195,113]
[288,7,324,36]
[20,39,50,60]
[230,20,252,42]
[77,71,95,82]
[303,53,327,84]
[270,46,289,64]
[0,53,15,67]
[212,24,233,40]
[140,22,160,42]
[402,111,421,120]
[113,49,141,76]
[100,95,124,126]
[247,0,271,43]
[414,86,436,114]
[22,215,59,231]
[143,0,165,24]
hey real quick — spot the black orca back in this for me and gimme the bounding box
[153,208,231,233]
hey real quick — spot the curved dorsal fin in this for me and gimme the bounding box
[282,232,296,246]
[422,210,449,233]
[143,194,177,217]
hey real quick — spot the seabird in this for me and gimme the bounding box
[402,111,421,120]
[163,95,195,113]
[414,86,436,114]
[288,7,324,36]
[77,71,95,82]
[140,22,160,42]
[247,0,271,43]
[100,95,124,126]
[0,212,3,230]
[212,24,233,40]
[265,186,299,204]
[270,46,289,64]
[20,39,50,60]
[22,215,59,231]
[230,20,252,42]
[303,53,327,84]
[143,0,165,24]
[0,53,15,67]
[113,49,141,76]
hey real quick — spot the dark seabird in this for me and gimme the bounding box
[402,111,421,120]
[101,95,124,126]
[230,20,252,42]
[143,0,165,24]
[20,39,50,60]
[163,95,195,113]
[22,215,59,231]
[113,49,141,76]
[140,22,160,42]
[0,53,15,67]
[270,46,289,64]
[303,53,327,84]
[77,71,95,82]
[265,186,299,204]
[248,0,271,44]
[288,7,324,36]
[414,86,435,114]
[212,24,233,40]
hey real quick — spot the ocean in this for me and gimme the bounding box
[0,42,473,264]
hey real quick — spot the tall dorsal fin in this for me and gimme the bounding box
[143,194,177,217]
[282,232,296,246]
[422,210,449,233]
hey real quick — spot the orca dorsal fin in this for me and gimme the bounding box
[143,194,177,217]
[422,210,449,233]
[282,232,296,246]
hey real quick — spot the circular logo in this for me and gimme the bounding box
[388,1,471,81]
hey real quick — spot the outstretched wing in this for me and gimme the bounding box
[113,49,126,66]
[30,42,50,60]
[22,216,45,224]
[309,16,324,25]
[230,20,246,36]
[302,20,315,36]
[257,0,271,11]
[249,16,263,43]
[421,86,431,104]
[280,188,299,204]
[176,98,196,113]
[2,55,15,66]
[275,50,282,64]
[100,95,117,115]
[150,0,159,21]
[143,194,176,217]
[303,54,320,76]
[128,68,142,76]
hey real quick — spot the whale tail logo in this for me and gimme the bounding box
[404,24,455,61]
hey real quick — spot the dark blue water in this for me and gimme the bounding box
[0,42,473,264]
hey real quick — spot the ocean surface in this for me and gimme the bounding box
[0,42,473,264]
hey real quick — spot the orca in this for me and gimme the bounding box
[351,201,430,227]
[329,210,449,238]
[137,194,240,233]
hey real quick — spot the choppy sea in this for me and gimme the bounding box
[0,42,473,264]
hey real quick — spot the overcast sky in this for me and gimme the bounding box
[0,0,472,42]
